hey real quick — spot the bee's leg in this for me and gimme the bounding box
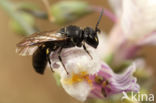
[58,48,69,75]
[46,48,54,72]
[83,44,93,59]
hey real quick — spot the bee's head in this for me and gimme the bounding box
[83,27,99,48]
[83,9,103,48]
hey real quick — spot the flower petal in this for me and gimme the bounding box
[109,64,140,94]
[108,0,123,17]
[49,33,108,101]
[61,80,91,101]
[90,63,140,98]
[49,32,140,101]
[138,31,156,45]
[121,0,156,40]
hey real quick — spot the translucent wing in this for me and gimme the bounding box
[16,31,67,56]
[17,31,66,47]
[16,46,38,56]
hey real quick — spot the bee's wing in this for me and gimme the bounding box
[17,31,66,47]
[16,46,38,56]
[16,31,67,56]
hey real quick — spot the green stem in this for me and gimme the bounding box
[0,0,36,34]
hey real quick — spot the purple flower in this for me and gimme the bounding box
[89,63,139,99]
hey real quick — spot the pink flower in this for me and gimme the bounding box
[89,63,139,99]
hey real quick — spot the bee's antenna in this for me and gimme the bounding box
[95,8,103,32]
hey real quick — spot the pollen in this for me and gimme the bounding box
[64,71,92,85]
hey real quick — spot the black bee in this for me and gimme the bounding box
[16,10,103,74]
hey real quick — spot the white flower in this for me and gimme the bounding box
[49,33,139,101]
[108,0,122,17]
[50,33,106,101]
[109,0,156,43]
[107,0,156,64]
[121,0,156,41]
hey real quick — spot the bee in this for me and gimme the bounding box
[16,10,103,75]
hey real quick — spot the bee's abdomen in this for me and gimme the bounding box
[32,46,47,74]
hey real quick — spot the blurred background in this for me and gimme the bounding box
[0,0,155,103]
